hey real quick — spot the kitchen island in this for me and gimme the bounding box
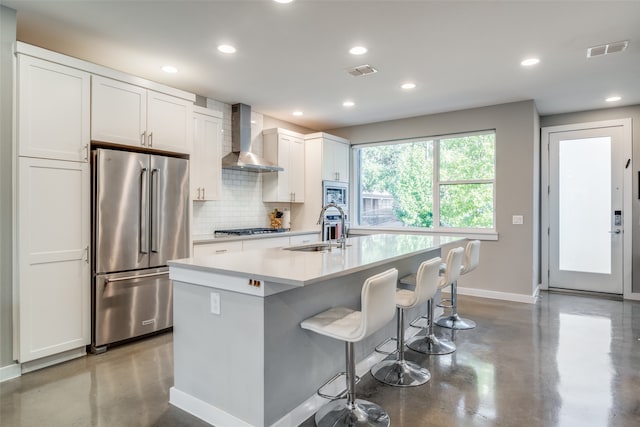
[168,234,463,427]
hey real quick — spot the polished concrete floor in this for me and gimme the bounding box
[2,291,639,426]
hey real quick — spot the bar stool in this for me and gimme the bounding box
[405,247,464,355]
[371,257,441,387]
[300,268,398,427]
[436,240,481,330]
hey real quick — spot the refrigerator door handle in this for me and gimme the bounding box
[140,167,149,254]
[151,168,160,253]
[104,271,169,284]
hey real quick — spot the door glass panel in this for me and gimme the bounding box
[558,137,611,274]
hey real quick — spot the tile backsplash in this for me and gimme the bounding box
[191,99,287,235]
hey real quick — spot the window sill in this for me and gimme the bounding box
[348,227,499,241]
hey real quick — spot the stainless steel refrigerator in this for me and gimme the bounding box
[91,148,189,353]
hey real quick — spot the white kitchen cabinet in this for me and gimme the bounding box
[263,128,305,203]
[91,75,192,153]
[289,233,321,245]
[318,135,350,183]
[18,55,90,162]
[193,241,243,257]
[242,236,290,251]
[192,107,222,201]
[17,157,90,363]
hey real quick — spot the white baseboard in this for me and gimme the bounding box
[0,363,21,382]
[451,285,539,304]
[21,347,86,374]
[170,387,254,427]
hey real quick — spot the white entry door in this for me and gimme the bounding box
[543,120,631,294]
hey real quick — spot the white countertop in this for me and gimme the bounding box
[192,229,320,244]
[171,234,464,288]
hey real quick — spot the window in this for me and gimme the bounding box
[355,131,495,231]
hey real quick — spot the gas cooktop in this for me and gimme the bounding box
[214,227,286,236]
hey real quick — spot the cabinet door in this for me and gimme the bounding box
[276,135,292,202]
[147,90,193,154]
[322,139,350,182]
[18,157,90,362]
[242,236,290,251]
[289,136,305,202]
[333,142,350,183]
[193,241,243,257]
[18,56,90,162]
[91,76,147,147]
[192,112,222,201]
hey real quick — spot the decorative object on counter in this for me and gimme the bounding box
[270,208,284,229]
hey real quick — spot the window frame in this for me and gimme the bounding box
[352,129,497,236]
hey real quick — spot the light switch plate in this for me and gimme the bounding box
[512,215,524,225]
[210,292,220,315]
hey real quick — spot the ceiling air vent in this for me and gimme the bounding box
[347,64,378,77]
[587,40,629,58]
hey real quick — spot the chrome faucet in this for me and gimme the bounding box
[317,202,347,250]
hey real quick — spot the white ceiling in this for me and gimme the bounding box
[2,0,639,130]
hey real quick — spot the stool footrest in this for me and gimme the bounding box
[374,337,398,355]
[436,298,453,309]
[409,315,429,328]
[317,371,361,400]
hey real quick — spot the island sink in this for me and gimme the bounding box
[283,242,351,252]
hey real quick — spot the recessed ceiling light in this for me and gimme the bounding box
[349,46,367,55]
[161,65,178,74]
[521,58,540,66]
[273,0,294,3]
[606,96,622,102]
[401,83,416,90]
[217,44,236,54]
[292,111,303,116]
[343,101,355,107]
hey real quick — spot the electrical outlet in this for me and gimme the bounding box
[210,292,220,315]
[512,215,524,225]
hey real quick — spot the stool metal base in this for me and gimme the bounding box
[371,359,430,387]
[315,398,390,427]
[435,313,476,330]
[407,333,456,355]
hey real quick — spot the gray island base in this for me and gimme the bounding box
[168,234,463,427]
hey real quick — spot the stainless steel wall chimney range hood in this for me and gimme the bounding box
[221,103,284,173]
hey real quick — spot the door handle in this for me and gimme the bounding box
[608,229,621,234]
[151,168,160,253]
[140,167,148,254]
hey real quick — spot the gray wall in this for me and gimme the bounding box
[1,5,16,368]
[329,100,540,298]
[541,105,640,293]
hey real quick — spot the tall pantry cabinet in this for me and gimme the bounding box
[15,54,91,366]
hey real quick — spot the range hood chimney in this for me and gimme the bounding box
[221,103,284,173]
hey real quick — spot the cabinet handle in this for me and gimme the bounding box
[197,187,201,199]
[83,144,89,162]
[141,131,146,146]
[148,132,153,147]
[202,188,206,199]
[84,245,89,264]
[215,249,228,253]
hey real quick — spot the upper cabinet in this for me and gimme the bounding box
[263,128,305,203]
[91,76,193,154]
[18,55,90,162]
[305,133,350,183]
[192,107,223,201]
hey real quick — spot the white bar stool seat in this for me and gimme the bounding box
[301,268,398,427]
[405,247,464,355]
[371,257,441,387]
[436,240,481,330]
